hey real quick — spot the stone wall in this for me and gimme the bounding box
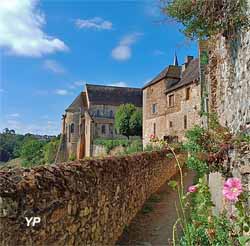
[0,149,184,245]
[206,31,250,133]
[206,29,250,213]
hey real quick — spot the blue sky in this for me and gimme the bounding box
[0,0,197,135]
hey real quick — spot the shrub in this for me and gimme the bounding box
[20,139,46,167]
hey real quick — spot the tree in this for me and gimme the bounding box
[20,139,46,167]
[115,104,142,139]
[43,138,60,164]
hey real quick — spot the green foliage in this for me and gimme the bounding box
[94,138,143,155]
[114,104,142,138]
[184,125,206,153]
[129,109,142,136]
[69,153,76,161]
[43,138,60,164]
[122,139,143,155]
[186,156,208,178]
[94,138,130,153]
[20,139,46,167]
[163,0,250,40]
[0,129,35,162]
[0,129,60,167]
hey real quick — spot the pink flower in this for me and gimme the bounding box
[150,134,155,139]
[223,178,242,202]
[188,185,197,193]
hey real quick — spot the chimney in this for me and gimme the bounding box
[185,55,194,64]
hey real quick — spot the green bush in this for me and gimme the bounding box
[94,138,130,153]
[20,139,46,167]
[69,153,76,161]
[122,140,143,155]
[44,138,60,164]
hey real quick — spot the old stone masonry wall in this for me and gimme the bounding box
[0,149,183,245]
[207,29,250,213]
[206,30,250,133]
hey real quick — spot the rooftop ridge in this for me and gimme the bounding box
[85,83,141,90]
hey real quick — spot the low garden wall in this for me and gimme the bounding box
[0,149,184,245]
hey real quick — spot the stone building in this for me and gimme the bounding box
[56,84,142,161]
[143,56,200,146]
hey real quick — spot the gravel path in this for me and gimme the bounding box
[116,169,195,246]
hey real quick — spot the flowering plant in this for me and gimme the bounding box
[223,177,243,202]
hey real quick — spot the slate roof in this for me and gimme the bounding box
[143,65,182,89]
[165,58,199,93]
[66,92,87,114]
[86,84,142,107]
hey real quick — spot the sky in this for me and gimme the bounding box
[0,0,198,136]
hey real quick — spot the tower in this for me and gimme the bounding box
[173,52,178,66]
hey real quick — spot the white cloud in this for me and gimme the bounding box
[108,82,128,87]
[8,113,20,117]
[55,89,69,96]
[0,0,68,57]
[44,59,65,74]
[111,32,143,61]
[75,17,113,30]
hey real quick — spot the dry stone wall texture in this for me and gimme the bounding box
[0,149,183,246]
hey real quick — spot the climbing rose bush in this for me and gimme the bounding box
[188,185,197,193]
[223,178,243,202]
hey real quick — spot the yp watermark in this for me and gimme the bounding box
[25,217,41,227]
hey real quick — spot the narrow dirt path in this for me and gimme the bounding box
[116,169,195,246]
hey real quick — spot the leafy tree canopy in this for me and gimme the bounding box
[115,104,142,139]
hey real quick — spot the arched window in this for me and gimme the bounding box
[101,125,106,134]
[70,123,74,133]
[109,110,113,118]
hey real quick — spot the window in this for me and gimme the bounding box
[186,87,191,100]
[96,110,100,117]
[101,125,106,134]
[79,124,82,134]
[68,125,71,142]
[184,115,187,129]
[109,124,113,135]
[109,110,113,118]
[169,94,174,107]
[152,103,157,114]
[169,121,173,128]
[70,123,74,133]
[153,123,156,135]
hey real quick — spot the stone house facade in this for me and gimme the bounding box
[56,84,142,161]
[143,56,201,146]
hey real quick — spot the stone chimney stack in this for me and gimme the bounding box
[185,55,194,64]
[182,55,194,73]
